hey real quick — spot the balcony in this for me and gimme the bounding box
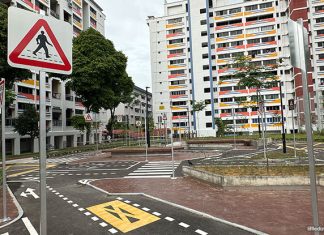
[73,0,82,7]
[52,93,61,99]
[73,20,83,30]
[216,34,245,43]
[53,120,62,127]
[244,7,275,17]
[90,11,97,19]
[50,10,59,19]
[168,73,187,79]
[245,18,275,27]
[168,64,186,69]
[38,0,49,5]
[166,22,184,29]
[246,40,277,49]
[216,45,245,52]
[5,119,15,127]
[216,22,244,31]
[245,29,276,39]
[214,12,244,22]
[167,43,186,49]
[167,53,186,59]
[65,94,74,101]
[166,32,185,39]
[169,85,187,90]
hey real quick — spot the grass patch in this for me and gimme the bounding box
[250,149,307,160]
[195,165,324,176]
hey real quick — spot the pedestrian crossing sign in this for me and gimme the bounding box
[7,7,72,74]
[84,113,93,122]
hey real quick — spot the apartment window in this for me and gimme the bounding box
[221,98,233,102]
[247,38,260,44]
[168,28,182,34]
[170,49,184,54]
[234,97,247,102]
[260,2,272,9]
[168,18,182,24]
[170,69,185,74]
[231,41,243,46]
[201,31,207,36]
[206,123,213,128]
[229,7,241,14]
[236,119,248,124]
[263,59,277,66]
[232,52,244,58]
[202,42,208,48]
[218,53,231,59]
[218,32,229,37]
[230,30,243,36]
[216,10,227,16]
[200,8,206,14]
[246,27,259,34]
[246,5,258,11]
[220,86,232,91]
[205,111,212,116]
[318,30,324,36]
[171,80,186,85]
[221,109,232,113]
[266,106,280,111]
[261,25,274,31]
[263,48,276,54]
[171,90,186,95]
[203,65,209,70]
[204,88,211,93]
[169,39,183,44]
[202,53,209,59]
[318,42,324,48]
[200,20,207,25]
[218,43,229,48]
[319,54,324,59]
[170,59,185,65]
[262,36,275,42]
[265,94,279,100]
[320,66,324,71]
[203,76,210,81]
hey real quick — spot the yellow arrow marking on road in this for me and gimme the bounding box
[87,200,160,233]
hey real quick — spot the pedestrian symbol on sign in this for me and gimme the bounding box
[33,31,53,58]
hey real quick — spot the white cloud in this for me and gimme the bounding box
[95,0,164,90]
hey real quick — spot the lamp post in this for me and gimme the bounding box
[279,82,287,153]
[186,107,191,139]
[145,87,150,148]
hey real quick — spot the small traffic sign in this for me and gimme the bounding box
[0,80,4,106]
[288,99,295,111]
[8,7,72,74]
[84,113,93,122]
[136,121,142,127]
[117,115,123,123]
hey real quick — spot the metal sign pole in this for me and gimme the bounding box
[296,19,319,234]
[144,107,148,162]
[95,113,99,154]
[1,79,8,222]
[171,126,175,179]
[39,71,47,235]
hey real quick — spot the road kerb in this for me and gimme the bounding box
[0,186,24,229]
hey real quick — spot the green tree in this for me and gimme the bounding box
[215,118,226,137]
[71,115,91,133]
[192,100,207,137]
[0,3,30,87]
[13,107,39,152]
[68,28,134,136]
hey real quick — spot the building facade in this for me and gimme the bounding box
[148,0,323,137]
[106,86,152,129]
[5,0,106,155]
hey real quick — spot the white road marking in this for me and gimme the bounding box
[165,217,174,221]
[91,216,99,221]
[67,201,73,204]
[179,222,190,228]
[124,200,131,203]
[55,192,59,195]
[195,229,208,235]
[22,217,38,235]
[108,228,118,234]
[84,212,91,216]
[1,233,9,235]
[142,207,150,211]
[116,197,123,200]
[133,203,140,207]
[73,204,79,207]
[152,212,161,216]
[78,208,85,211]
[99,222,108,227]
[63,198,68,200]
[59,195,64,198]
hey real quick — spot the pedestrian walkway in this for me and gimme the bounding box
[7,154,90,165]
[124,161,180,178]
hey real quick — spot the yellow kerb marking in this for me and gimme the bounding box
[87,200,160,233]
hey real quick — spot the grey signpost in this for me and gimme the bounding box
[289,19,319,235]
[8,7,72,234]
[289,99,297,160]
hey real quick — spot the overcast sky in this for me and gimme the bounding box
[95,0,164,90]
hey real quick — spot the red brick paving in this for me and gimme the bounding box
[93,177,324,235]
[0,189,19,227]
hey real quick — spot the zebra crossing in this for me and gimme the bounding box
[124,161,181,178]
[7,154,89,164]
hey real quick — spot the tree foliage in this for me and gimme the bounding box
[70,115,91,133]
[192,100,207,113]
[69,28,133,114]
[233,55,281,89]
[215,118,226,137]
[0,3,30,87]
[13,106,39,140]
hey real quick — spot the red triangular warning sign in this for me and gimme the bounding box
[9,19,71,72]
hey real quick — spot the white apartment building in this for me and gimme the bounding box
[148,0,323,137]
[5,0,106,155]
[106,86,152,129]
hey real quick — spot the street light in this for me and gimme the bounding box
[279,81,287,153]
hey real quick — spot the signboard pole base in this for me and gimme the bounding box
[39,71,47,235]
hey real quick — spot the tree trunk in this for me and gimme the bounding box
[107,108,116,137]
